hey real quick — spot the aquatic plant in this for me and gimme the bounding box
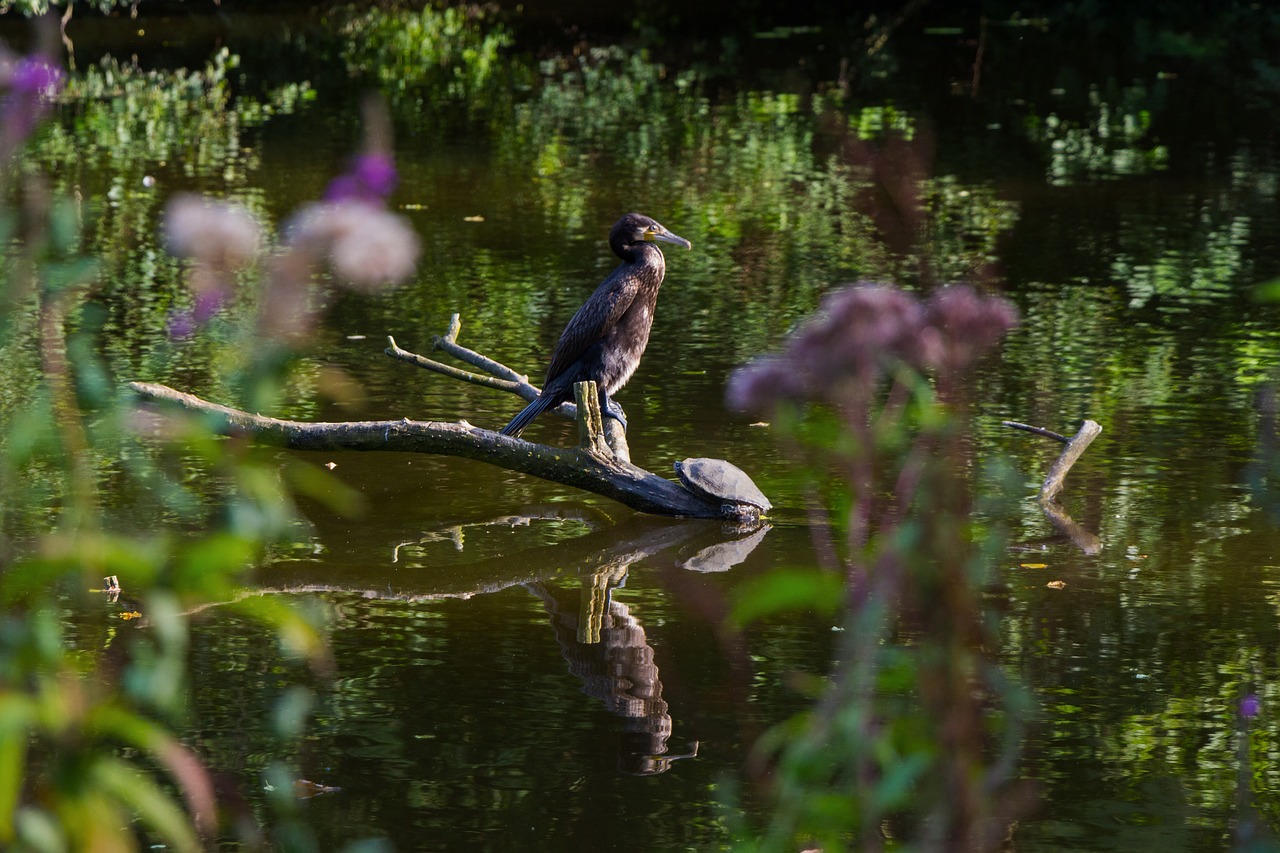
[0,38,414,849]
[338,2,514,107]
[726,283,1029,850]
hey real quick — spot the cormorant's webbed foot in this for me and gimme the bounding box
[601,394,628,429]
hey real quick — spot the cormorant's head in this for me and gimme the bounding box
[612,213,692,253]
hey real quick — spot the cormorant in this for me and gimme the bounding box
[501,213,692,437]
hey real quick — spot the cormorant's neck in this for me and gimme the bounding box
[614,240,663,265]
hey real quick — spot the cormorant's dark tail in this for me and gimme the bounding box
[500,394,555,437]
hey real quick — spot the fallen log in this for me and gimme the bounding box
[130,314,773,521]
[128,379,726,518]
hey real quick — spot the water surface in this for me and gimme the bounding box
[34,7,1280,849]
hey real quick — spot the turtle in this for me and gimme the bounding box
[674,457,772,524]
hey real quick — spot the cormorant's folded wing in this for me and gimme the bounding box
[544,266,638,382]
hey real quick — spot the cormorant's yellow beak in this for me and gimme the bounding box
[645,225,692,250]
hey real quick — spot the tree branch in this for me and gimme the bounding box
[127,380,723,519]
[1037,419,1102,504]
[1001,420,1068,444]
[386,314,631,462]
[1003,417,1104,553]
[128,314,773,521]
[385,335,525,396]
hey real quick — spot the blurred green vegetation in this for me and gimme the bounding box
[338,2,516,108]
[0,183,332,848]
[0,41,354,853]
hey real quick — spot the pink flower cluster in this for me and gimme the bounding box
[161,143,421,341]
[727,283,1019,412]
[164,194,263,270]
[285,150,420,291]
[162,195,264,339]
[286,199,420,292]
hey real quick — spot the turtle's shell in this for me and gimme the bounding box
[674,458,772,512]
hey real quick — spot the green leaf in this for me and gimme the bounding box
[88,756,201,853]
[232,595,326,661]
[13,807,63,853]
[730,568,843,627]
[273,686,313,740]
[1254,277,1280,302]
[170,533,257,599]
[284,458,364,516]
[871,752,929,811]
[41,258,97,293]
[0,695,34,841]
[340,840,396,853]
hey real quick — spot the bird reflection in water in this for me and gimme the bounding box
[525,573,698,775]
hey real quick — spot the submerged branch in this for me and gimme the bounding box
[1003,418,1102,501]
[1038,419,1102,504]
[1005,417,1104,553]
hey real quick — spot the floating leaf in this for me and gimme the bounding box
[294,779,341,798]
[1020,563,1047,569]
[1046,580,1067,589]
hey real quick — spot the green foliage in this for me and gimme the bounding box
[0,189,327,845]
[730,567,843,627]
[40,48,313,182]
[0,0,128,13]
[726,286,1027,850]
[1023,82,1170,185]
[338,2,515,106]
[8,3,1278,846]
[0,44,348,851]
[25,50,318,426]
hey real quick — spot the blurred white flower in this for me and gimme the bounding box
[288,201,420,291]
[164,193,263,270]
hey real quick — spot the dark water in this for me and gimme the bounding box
[30,7,1280,850]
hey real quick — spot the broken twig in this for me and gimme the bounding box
[1038,420,1102,503]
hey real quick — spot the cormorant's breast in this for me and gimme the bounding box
[599,245,666,393]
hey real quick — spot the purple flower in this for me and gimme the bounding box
[725,282,1020,413]
[11,57,64,97]
[324,153,399,203]
[354,153,397,197]
[1,54,64,158]
[1241,694,1261,719]
[193,285,230,323]
[167,309,196,340]
[726,357,806,412]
